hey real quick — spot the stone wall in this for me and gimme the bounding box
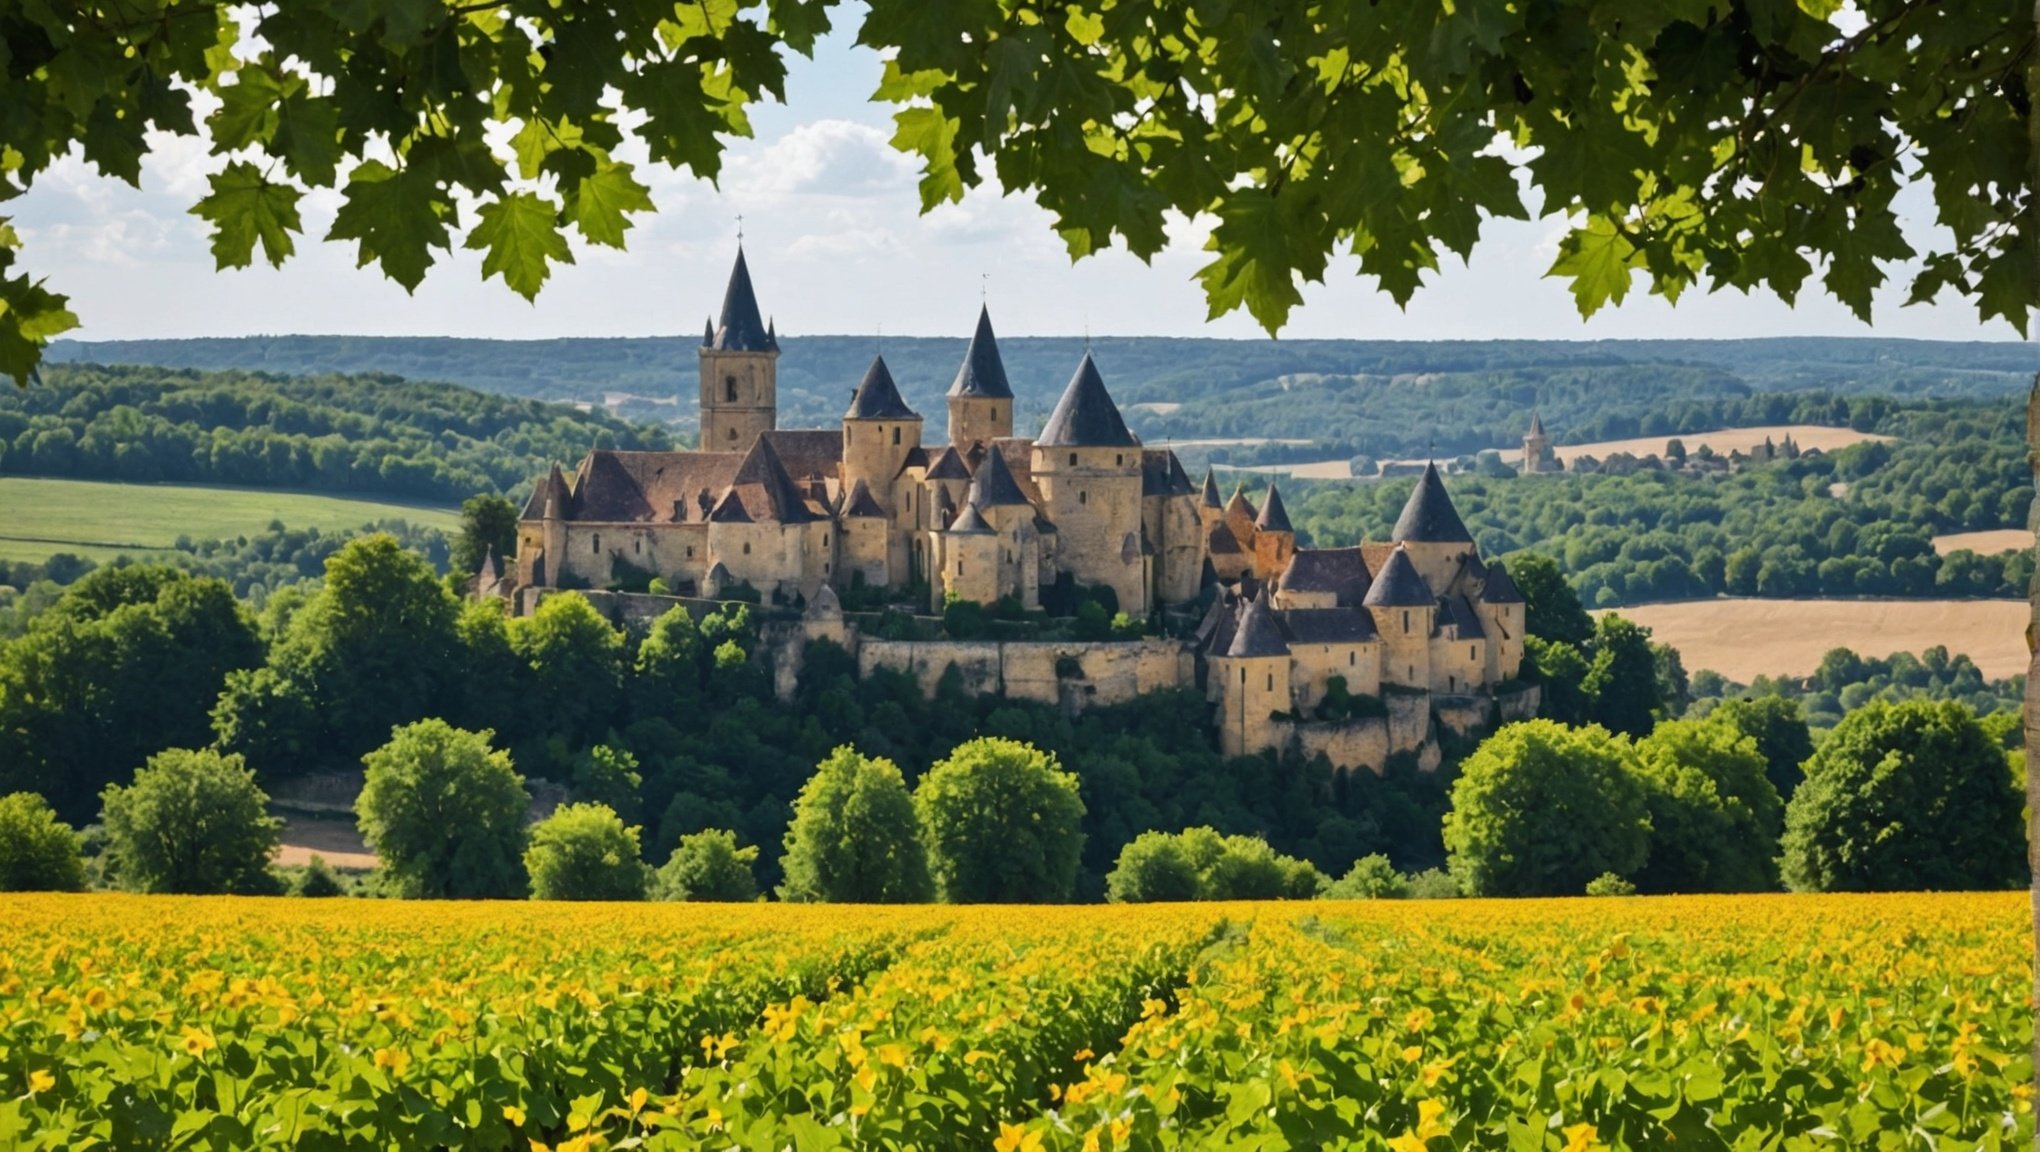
[1385,690,1433,755]
[1434,694,1494,740]
[1497,683,1542,722]
[1281,717,1390,774]
[856,637,1193,710]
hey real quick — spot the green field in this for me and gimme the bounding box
[0,477,460,564]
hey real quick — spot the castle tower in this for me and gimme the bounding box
[1198,468,1223,529]
[1476,558,1527,682]
[1211,586,1292,757]
[699,247,780,449]
[1031,353,1148,616]
[932,502,1001,610]
[1252,481,1295,579]
[948,305,1014,449]
[537,462,570,587]
[968,447,1039,610]
[842,355,922,506]
[1390,462,1476,592]
[1365,544,1435,691]
[1522,411,1554,473]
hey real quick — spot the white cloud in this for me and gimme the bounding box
[724,119,915,199]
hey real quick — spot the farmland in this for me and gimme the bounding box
[1602,598,2030,682]
[1,894,2027,1149]
[0,477,459,565]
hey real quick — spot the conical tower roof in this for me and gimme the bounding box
[948,304,1013,399]
[1363,545,1436,607]
[1527,410,1546,438]
[522,462,572,519]
[1226,586,1289,658]
[845,355,920,420]
[969,446,1030,506]
[709,247,776,353]
[1036,353,1136,448]
[1200,468,1222,508]
[1224,484,1258,523]
[1255,482,1293,533]
[947,502,994,534]
[722,434,814,522]
[1480,557,1525,604]
[926,444,972,480]
[1392,462,1473,544]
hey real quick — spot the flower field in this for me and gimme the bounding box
[0,894,2028,1149]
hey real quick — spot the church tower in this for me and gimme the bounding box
[948,304,1014,449]
[1522,410,1555,473]
[699,247,780,449]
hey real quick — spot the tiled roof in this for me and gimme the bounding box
[948,305,1014,398]
[708,247,777,353]
[1226,588,1290,657]
[843,478,887,517]
[1362,545,1435,607]
[1392,462,1474,544]
[1441,595,1486,639]
[760,430,844,483]
[724,435,818,523]
[970,446,1031,506]
[1480,558,1525,603]
[1279,608,1378,644]
[926,444,973,480]
[1207,521,1243,555]
[1277,547,1371,604]
[1141,449,1196,497]
[1255,483,1293,533]
[1036,353,1137,447]
[1200,468,1222,508]
[948,502,994,534]
[561,450,745,523]
[845,355,920,420]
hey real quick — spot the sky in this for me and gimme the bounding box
[11,23,2025,345]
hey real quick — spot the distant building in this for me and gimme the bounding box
[1521,410,1559,473]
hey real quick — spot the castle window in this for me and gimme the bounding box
[1079,491,1087,505]
[743,542,751,555]
[1116,454,1123,466]
[592,535,600,553]
[1470,645,1477,661]
[1266,673,1273,691]
[823,533,830,545]
[1348,652,1355,667]
[824,562,830,574]
[892,426,901,446]
[725,375,738,402]
[1239,668,1246,684]
[728,427,738,441]
[1069,453,1078,466]
[1402,610,1409,632]
[687,547,694,559]
[1449,675,1457,692]
[634,539,641,554]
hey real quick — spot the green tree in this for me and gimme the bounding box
[0,791,84,892]
[916,738,1087,903]
[1630,719,1782,894]
[99,749,280,895]
[1711,695,1817,802]
[778,746,931,904]
[1201,835,1326,900]
[292,856,349,898]
[524,802,649,901]
[1104,829,1204,903]
[453,493,519,579]
[1781,701,2025,892]
[1523,635,1591,727]
[653,829,758,902]
[0,566,260,822]
[1582,614,1663,738]
[1444,720,1650,897]
[357,719,531,900]
[509,592,625,758]
[1510,553,1593,646]
[630,605,705,722]
[1322,854,1409,900]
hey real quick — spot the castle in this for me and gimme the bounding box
[496,250,1533,767]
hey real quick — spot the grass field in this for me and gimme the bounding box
[1602,597,2029,681]
[1,893,2026,1149]
[0,476,460,565]
[1933,528,2035,556]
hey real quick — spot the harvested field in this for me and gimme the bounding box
[1932,528,2034,556]
[1553,424,1890,465]
[1600,597,2028,682]
[274,813,378,871]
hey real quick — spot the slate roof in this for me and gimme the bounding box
[843,478,887,517]
[1226,588,1290,658]
[1207,521,1243,555]
[1480,558,1525,604]
[1142,449,1195,497]
[1392,462,1474,544]
[1200,468,1222,508]
[759,430,843,483]
[992,439,1048,506]
[948,305,1013,398]
[1277,547,1371,604]
[948,502,994,534]
[1362,546,1435,607]
[1279,608,1378,644]
[925,444,972,480]
[845,356,920,420]
[1255,483,1293,533]
[970,446,1031,506]
[1036,353,1137,448]
[707,247,777,353]
[522,463,571,519]
[1440,596,1486,639]
[567,451,749,523]
[721,435,817,523]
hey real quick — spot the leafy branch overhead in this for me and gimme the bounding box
[0,0,2028,383]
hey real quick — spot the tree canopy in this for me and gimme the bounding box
[1443,719,1651,897]
[98,748,280,895]
[356,719,532,899]
[916,737,1088,903]
[1,0,2024,384]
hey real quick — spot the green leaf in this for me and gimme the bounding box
[465,191,573,300]
[326,160,451,292]
[1547,216,1642,316]
[192,162,304,269]
[890,106,964,208]
[209,67,292,154]
[0,225,79,386]
[567,161,654,249]
[1196,190,1308,334]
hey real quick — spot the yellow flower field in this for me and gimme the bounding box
[0,894,2028,1149]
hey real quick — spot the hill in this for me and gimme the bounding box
[45,335,2029,461]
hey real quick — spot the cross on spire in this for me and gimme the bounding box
[735,213,744,242]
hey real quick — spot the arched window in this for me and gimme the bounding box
[1069,452,1078,466]
[724,375,738,402]
[727,427,738,441]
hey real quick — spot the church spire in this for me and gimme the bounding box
[709,247,773,352]
[949,304,1013,399]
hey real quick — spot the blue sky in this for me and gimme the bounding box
[12,23,2019,344]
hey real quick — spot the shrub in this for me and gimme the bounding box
[1107,827,1325,902]
[1322,854,1409,900]
[357,720,531,899]
[916,738,1086,903]
[0,792,85,892]
[1405,869,1461,899]
[1443,720,1650,897]
[653,829,758,902]
[779,746,931,903]
[524,803,649,901]
[941,592,987,639]
[292,855,348,897]
[1585,872,1638,896]
[1104,830,1204,902]
[99,749,280,895]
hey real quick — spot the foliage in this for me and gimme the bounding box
[1584,872,1637,897]
[777,747,932,904]
[1698,646,2024,737]
[1403,868,1461,900]
[1629,720,1782,895]
[1580,615,1663,737]
[291,855,349,898]
[356,719,531,900]
[453,494,519,578]
[506,593,626,763]
[1708,695,1817,802]
[0,565,261,822]
[915,738,1087,904]
[653,829,758,903]
[524,803,649,902]
[1443,720,1650,897]
[98,749,280,895]
[0,792,84,892]
[1106,826,1324,902]
[1321,854,1409,900]
[1781,700,2026,893]
[1511,553,1591,646]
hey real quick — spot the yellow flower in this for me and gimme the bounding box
[875,1043,911,1068]
[994,1121,1043,1152]
[503,1105,526,1128]
[28,1069,54,1094]
[1419,1055,1458,1087]
[1561,1122,1606,1152]
[628,1086,649,1114]
[180,1027,217,1057]
[1859,1037,1906,1072]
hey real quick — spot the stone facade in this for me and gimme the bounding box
[491,248,1533,772]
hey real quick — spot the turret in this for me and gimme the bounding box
[1252,482,1295,579]
[699,247,780,449]
[1211,586,1292,756]
[1031,353,1148,616]
[1197,468,1223,529]
[1477,557,1527,682]
[933,502,1001,610]
[947,305,1014,449]
[842,355,922,504]
[1522,411,1554,473]
[1365,544,1435,690]
[1390,462,1476,592]
[538,463,570,587]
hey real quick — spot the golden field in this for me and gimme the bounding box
[1601,598,2031,682]
[0,893,2028,1149]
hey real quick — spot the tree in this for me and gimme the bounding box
[453,494,519,579]
[508,592,625,759]
[1582,614,1662,738]
[1711,695,1816,803]
[1781,701,2025,892]
[0,792,84,892]
[916,738,1087,903]
[1103,825,1323,901]
[653,829,758,902]
[778,746,931,904]
[1322,854,1410,900]
[1629,719,1782,894]
[357,720,531,900]
[1443,720,1650,898]
[292,856,349,898]
[1523,635,1591,726]
[99,749,280,895]
[1510,553,1592,646]
[524,802,649,901]
[630,605,705,722]
[1104,830,1205,903]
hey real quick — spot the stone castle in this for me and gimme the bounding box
[492,250,1535,768]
